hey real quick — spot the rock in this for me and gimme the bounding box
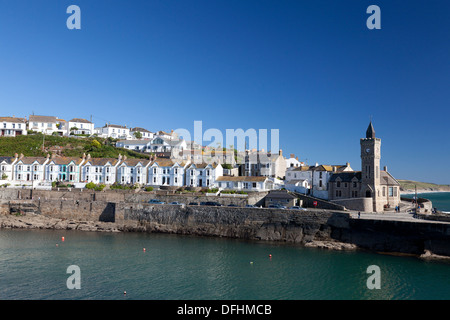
[304,240,357,251]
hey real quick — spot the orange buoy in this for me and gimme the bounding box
[269,254,272,258]
[143,248,146,252]
[62,236,65,242]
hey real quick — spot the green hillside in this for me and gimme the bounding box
[398,180,450,192]
[0,134,149,159]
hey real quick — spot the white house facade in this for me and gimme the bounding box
[185,163,223,188]
[13,156,49,183]
[148,159,189,187]
[0,156,18,181]
[28,115,66,136]
[116,158,151,185]
[68,118,95,136]
[0,117,28,137]
[81,156,121,184]
[45,157,84,183]
[216,176,274,191]
[96,124,131,140]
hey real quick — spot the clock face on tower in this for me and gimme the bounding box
[366,148,371,153]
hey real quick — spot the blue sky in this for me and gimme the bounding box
[0,0,449,184]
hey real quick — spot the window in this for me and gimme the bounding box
[337,181,341,188]
[206,170,210,175]
[388,187,394,197]
[319,180,322,187]
[252,182,257,188]
[153,177,156,183]
[175,177,178,183]
[175,168,178,174]
[353,182,357,188]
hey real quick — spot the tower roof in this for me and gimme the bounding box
[366,121,376,139]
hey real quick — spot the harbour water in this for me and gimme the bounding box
[0,227,449,300]
[401,192,450,213]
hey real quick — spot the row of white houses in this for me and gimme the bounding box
[1,115,174,141]
[0,154,277,191]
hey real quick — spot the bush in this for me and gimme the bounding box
[94,184,105,191]
[85,182,96,189]
[145,186,154,192]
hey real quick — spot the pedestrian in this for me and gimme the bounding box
[358,212,360,219]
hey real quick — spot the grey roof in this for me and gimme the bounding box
[366,121,376,139]
[0,156,14,164]
[380,171,400,186]
[329,170,400,186]
[265,190,297,199]
[329,171,362,182]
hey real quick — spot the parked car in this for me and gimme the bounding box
[169,201,184,205]
[289,206,306,211]
[148,199,165,204]
[268,204,286,209]
[188,202,199,206]
[201,201,222,206]
[227,204,238,207]
[245,204,256,208]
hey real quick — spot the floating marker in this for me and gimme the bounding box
[61,237,65,242]
[269,254,272,259]
[143,248,146,252]
[250,261,253,265]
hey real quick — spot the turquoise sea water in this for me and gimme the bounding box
[0,228,449,300]
[402,192,450,212]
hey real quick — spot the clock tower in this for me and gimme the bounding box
[360,121,382,211]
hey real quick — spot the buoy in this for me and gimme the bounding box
[143,248,146,252]
[61,236,65,242]
[269,254,272,259]
[56,244,59,247]
[124,291,127,295]
[250,261,253,265]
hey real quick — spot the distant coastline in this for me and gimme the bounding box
[398,179,450,195]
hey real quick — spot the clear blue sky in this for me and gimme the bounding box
[0,0,449,184]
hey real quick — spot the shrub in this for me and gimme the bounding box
[94,184,105,191]
[85,182,96,189]
[145,186,154,192]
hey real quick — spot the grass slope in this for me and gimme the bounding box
[0,134,149,159]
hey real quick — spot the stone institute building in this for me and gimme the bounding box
[328,122,401,212]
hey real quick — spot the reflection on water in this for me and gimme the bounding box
[0,229,449,300]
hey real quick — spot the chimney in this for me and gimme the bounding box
[384,166,388,172]
[87,154,91,160]
[82,153,86,160]
[19,153,24,159]
[290,154,295,159]
[279,149,283,156]
[14,153,18,159]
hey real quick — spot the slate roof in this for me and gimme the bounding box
[216,176,268,182]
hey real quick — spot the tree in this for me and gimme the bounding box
[134,131,142,140]
[91,139,102,149]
